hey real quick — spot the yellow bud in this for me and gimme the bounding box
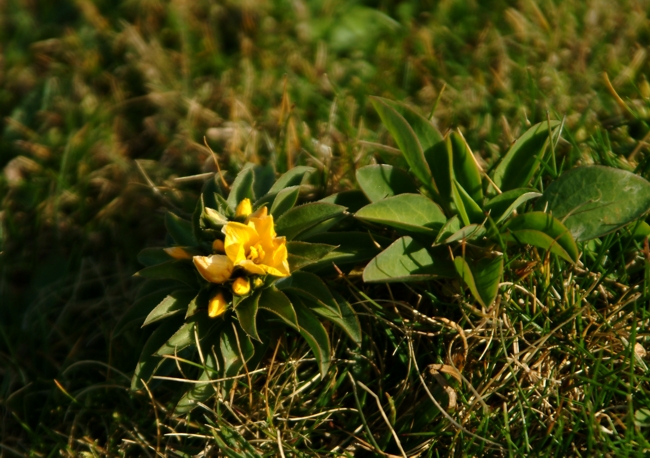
[193,255,233,283]
[208,291,228,318]
[235,198,252,217]
[212,239,225,252]
[252,277,264,289]
[164,247,192,260]
[232,277,251,296]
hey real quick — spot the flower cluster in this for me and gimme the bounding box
[191,199,289,317]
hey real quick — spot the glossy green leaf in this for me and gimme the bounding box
[503,211,579,263]
[142,290,196,327]
[363,236,455,282]
[235,290,262,341]
[535,165,650,241]
[258,287,299,329]
[355,193,446,235]
[493,120,559,192]
[293,301,331,376]
[165,212,198,247]
[270,185,300,218]
[131,316,184,390]
[135,260,198,288]
[320,190,370,213]
[485,188,541,224]
[454,255,503,308]
[370,97,436,195]
[286,241,337,271]
[452,180,484,226]
[269,166,315,193]
[356,164,418,202]
[449,132,483,203]
[226,166,255,209]
[275,202,346,240]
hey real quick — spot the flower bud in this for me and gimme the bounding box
[252,277,264,289]
[232,277,251,296]
[208,291,228,318]
[193,255,233,283]
[235,198,253,217]
[212,239,225,253]
[164,247,192,260]
[204,207,229,227]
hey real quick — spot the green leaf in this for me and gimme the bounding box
[435,215,461,243]
[270,186,300,218]
[300,231,389,270]
[155,314,213,356]
[493,120,559,192]
[165,212,198,247]
[275,202,346,240]
[269,166,315,193]
[252,164,275,200]
[175,350,219,415]
[370,97,437,196]
[135,260,198,288]
[449,132,483,203]
[294,214,348,241]
[355,193,446,235]
[226,166,255,209]
[286,241,337,271]
[131,316,184,390]
[220,323,255,381]
[142,290,196,327]
[363,236,455,282]
[332,290,362,346]
[484,189,542,224]
[452,180,484,226]
[356,164,418,202]
[378,98,443,151]
[454,255,503,308]
[258,287,299,329]
[114,285,180,337]
[276,271,341,316]
[293,300,331,376]
[137,248,173,266]
[235,290,262,341]
[503,211,579,263]
[424,140,453,210]
[320,190,370,213]
[535,165,650,241]
[443,224,487,244]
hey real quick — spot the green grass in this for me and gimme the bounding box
[2,0,650,455]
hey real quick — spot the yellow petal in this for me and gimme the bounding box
[212,239,225,253]
[235,198,252,217]
[208,291,228,318]
[223,222,258,264]
[247,206,268,220]
[193,255,233,283]
[237,259,267,276]
[249,213,276,240]
[164,247,192,260]
[232,277,251,296]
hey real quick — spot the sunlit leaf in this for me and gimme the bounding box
[355,193,446,235]
[356,164,418,203]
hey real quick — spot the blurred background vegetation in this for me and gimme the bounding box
[2,0,650,455]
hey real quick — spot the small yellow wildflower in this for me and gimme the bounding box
[208,291,228,318]
[232,277,251,296]
[222,206,290,277]
[193,255,234,283]
[164,247,192,260]
[235,198,253,217]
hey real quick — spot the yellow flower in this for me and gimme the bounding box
[164,247,192,260]
[222,205,290,277]
[232,277,251,295]
[235,198,252,217]
[193,255,234,283]
[208,291,228,318]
